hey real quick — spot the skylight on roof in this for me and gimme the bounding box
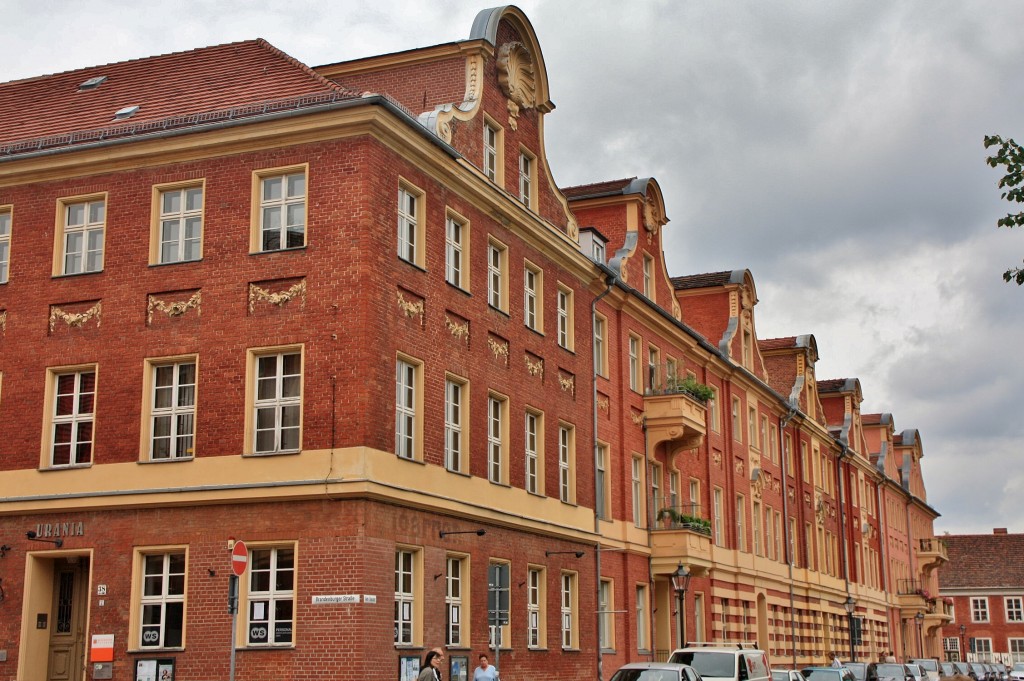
[78,76,107,91]
[114,105,140,120]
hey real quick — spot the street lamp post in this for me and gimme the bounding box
[671,563,692,649]
[843,595,857,662]
[921,610,929,659]
[960,624,967,663]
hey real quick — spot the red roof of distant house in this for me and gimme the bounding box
[561,178,636,199]
[0,39,357,150]
[939,533,1024,589]
[671,271,735,290]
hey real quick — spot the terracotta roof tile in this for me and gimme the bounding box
[0,39,357,149]
[862,413,884,426]
[759,337,798,351]
[939,533,1024,589]
[561,178,636,199]
[671,271,735,290]
[818,378,850,393]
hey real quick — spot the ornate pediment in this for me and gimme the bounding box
[497,41,536,130]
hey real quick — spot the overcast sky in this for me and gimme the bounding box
[3,1,1022,535]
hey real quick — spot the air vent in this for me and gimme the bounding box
[78,76,107,91]
[114,105,140,120]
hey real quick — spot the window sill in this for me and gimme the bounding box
[397,454,425,465]
[52,269,103,279]
[445,467,471,477]
[242,449,301,458]
[250,246,307,256]
[236,645,296,651]
[40,463,92,472]
[141,456,194,464]
[526,325,545,337]
[149,258,203,268]
[557,344,575,355]
[601,647,617,655]
[487,304,510,318]
[398,256,427,273]
[128,647,185,654]
[446,281,471,296]
[527,646,548,652]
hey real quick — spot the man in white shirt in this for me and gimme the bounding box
[473,653,498,681]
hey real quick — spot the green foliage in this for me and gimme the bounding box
[984,134,1024,285]
[655,508,712,536]
[665,375,715,404]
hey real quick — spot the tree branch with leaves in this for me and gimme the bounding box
[984,134,1024,285]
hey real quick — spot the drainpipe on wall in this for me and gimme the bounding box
[778,406,799,668]
[592,274,615,681]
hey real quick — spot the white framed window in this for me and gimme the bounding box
[972,597,990,622]
[484,120,501,183]
[596,443,609,520]
[149,360,196,460]
[488,239,508,311]
[395,357,421,460]
[599,579,613,650]
[713,487,724,547]
[636,585,649,651]
[445,212,467,289]
[1009,638,1024,662]
[669,472,680,510]
[736,494,746,552]
[557,285,574,350]
[444,376,467,472]
[519,150,535,207]
[594,314,607,376]
[525,410,542,495]
[561,572,578,649]
[708,386,720,432]
[446,555,466,647]
[59,196,105,274]
[773,510,783,562]
[256,169,306,251]
[395,549,417,645]
[732,398,742,442]
[524,263,542,331]
[647,346,660,392]
[764,505,774,560]
[246,545,295,646]
[592,239,605,264]
[689,478,700,516]
[784,434,793,475]
[628,335,640,391]
[0,206,11,283]
[642,254,653,298]
[488,394,508,484]
[397,184,423,266]
[632,456,644,527]
[748,406,758,447]
[975,638,993,659]
[156,184,203,264]
[138,550,186,649]
[769,423,779,463]
[489,561,511,648]
[650,462,662,513]
[1007,597,1024,622]
[527,566,545,648]
[252,351,302,454]
[558,424,574,504]
[752,501,762,556]
[49,368,96,467]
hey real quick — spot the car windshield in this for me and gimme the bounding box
[877,665,908,681]
[670,652,737,678]
[803,670,842,681]
[774,673,793,681]
[610,670,681,681]
[846,664,867,681]
[915,661,939,673]
[1015,665,1024,673]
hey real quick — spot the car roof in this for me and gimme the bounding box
[620,663,693,670]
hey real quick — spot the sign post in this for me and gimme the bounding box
[487,564,509,677]
[229,540,247,681]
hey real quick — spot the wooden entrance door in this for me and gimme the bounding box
[46,559,88,681]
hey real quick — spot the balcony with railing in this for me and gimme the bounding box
[643,363,708,451]
[650,499,713,571]
[896,578,928,613]
[918,537,949,572]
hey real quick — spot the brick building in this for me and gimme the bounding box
[939,530,1024,664]
[0,6,946,681]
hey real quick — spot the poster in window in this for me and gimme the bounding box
[450,655,469,681]
[400,655,420,681]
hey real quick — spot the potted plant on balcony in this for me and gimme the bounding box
[664,375,714,404]
[657,507,681,527]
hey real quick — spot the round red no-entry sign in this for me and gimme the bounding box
[231,540,248,577]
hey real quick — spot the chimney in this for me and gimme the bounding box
[994,528,1008,535]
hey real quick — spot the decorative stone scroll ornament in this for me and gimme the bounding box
[772,479,782,493]
[496,41,537,130]
[712,451,723,467]
[147,291,201,325]
[558,372,575,396]
[0,309,6,334]
[395,290,425,321]
[488,336,509,363]
[596,396,610,412]
[815,494,826,526]
[445,315,470,342]
[49,301,102,333]
[524,355,544,377]
[643,197,667,241]
[630,410,644,426]
[735,460,745,475]
[788,487,796,502]
[248,280,306,313]
[422,55,483,144]
[751,468,764,499]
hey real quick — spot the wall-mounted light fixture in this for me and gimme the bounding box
[439,529,486,539]
[545,550,584,558]
[26,531,63,548]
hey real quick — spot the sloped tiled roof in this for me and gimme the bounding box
[939,533,1024,589]
[0,39,358,151]
[818,378,850,393]
[671,271,735,290]
[561,178,636,199]
[759,337,798,351]
[862,413,885,426]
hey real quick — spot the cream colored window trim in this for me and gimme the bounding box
[519,147,537,209]
[445,553,470,647]
[0,205,12,284]
[628,334,641,393]
[53,192,107,276]
[487,391,510,485]
[556,284,574,351]
[151,179,205,265]
[395,353,425,462]
[526,565,546,648]
[598,578,615,650]
[397,179,426,268]
[128,545,189,651]
[558,422,575,505]
[140,355,198,462]
[238,542,297,648]
[243,344,304,456]
[524,408,545,496]
[41,363,98,469]
[250,164,308,253]
[445,207,470,291]
[487,237,509,313]
[483,115,504,185]
[489,559,512,648]
[523,260,543,333]
[560,570,579,649]
[444,374,469,473]
[593,313,608,377]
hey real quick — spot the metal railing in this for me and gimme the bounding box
[652,500,712,536]
[897,578,924,595]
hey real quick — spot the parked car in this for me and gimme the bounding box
[875,664,913,681]
[800,668,857,681]
[669,643,772,681]
[911,659,940,681]
[610,663,705,681]
[939,663,956,679]
[774,670,804,681]
[845,662,877,681]
[951,662,973,679]
[969,663,988,681]
[906,664,926,681]
[1011,664,1024,681]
